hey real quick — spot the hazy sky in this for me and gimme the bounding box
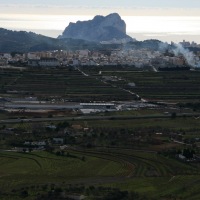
[0,0,200,42]
[1,0,200,15]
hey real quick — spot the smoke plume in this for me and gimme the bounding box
[173,44,196,67]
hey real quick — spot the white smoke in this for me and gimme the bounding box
[173,44,197,67]
[158,42,169,52]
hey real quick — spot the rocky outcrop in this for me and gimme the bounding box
[59,13,132,42]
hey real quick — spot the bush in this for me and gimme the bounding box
[20,190,28,198]
[171,112,177,119]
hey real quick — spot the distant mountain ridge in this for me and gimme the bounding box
[0,13,171,53]
[59,13,133,42]
[0,28,101,53]
[0,27,167,53]
[0,28,61,52]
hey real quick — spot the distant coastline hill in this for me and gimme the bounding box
[59,13,133,42]
[0,13,171,53]
[0,28,61,52]
[0,27,166,53]
[0,28,100,53]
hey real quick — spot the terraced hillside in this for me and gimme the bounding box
[82,67,200,102]
[71,148,200,199]
[2,67,200,102]
[0,67,134,101]
[0,151,129,195]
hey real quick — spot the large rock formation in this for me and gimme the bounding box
[59,13,132,42]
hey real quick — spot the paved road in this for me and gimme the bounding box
[0,113,199,124]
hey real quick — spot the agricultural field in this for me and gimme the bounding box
[0,148,200,199]
[0,115,199,199]
[0,66,200,199]
[85,117,200,130]
[81,66,200,102]
[0,67,133,101]
[0,150,129,199]
[1,66,200,103]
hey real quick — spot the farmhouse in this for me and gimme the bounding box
[178,154,186,160]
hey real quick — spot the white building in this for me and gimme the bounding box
[3,53,12,60]
[27,53,40,60]
[73,59,80,66]
[78,50,90,58]
[80,103,115,110]
[0,59,7,66]
[39,58,60,67]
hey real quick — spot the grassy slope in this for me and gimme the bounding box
[0,148,199,199]
[0,151,125,184]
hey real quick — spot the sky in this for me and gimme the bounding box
[0,0,200,43]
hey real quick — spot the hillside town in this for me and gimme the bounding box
[0,41,200,68]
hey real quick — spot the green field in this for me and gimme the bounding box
[82,66,200,102]
[67,148,200,199]
[1,67,200,199]
[0,67,133,101]
[0,150,130,199]
[85,117,200,130]
[0,150,127,180]
[0,149,199,199]
[1,67,200,102]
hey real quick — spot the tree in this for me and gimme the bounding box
[171,112,177,119]
[82,156,85,161]
[56,151,61,156]
[20,190,28,198]
[45,145,55,153]
[61,150,65,156]
[183,148,195,159]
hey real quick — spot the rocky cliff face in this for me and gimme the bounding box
[59,13,132,42]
